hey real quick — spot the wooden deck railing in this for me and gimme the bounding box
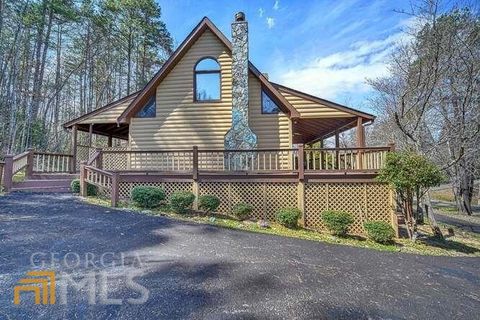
[90,145,394,174]
[198,149,298,171]
[304,146,390,171]
[33,151,73,173]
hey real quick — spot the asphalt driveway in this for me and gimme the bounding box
[0,193,479,320]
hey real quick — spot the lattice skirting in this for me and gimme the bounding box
[199,182,298,220]
[119,181,193,200]
[304,182,393,235]
[112,179,393,235]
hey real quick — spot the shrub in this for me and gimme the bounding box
[321,210,354,236]
[276,208,302,228]
[232,203,253,221]
[198,195,220,213]
[131,186,165,208]
[170,191,195,214]
[363,221,395,244]
[70,179,97,196]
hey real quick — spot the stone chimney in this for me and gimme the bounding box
[225,12,257,150]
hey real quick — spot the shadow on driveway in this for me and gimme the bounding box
[0,193,479,319]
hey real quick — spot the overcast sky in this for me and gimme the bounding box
[156,0,418,113]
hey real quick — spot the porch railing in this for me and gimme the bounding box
[2,149,75,192]
[90,145,393,173]
[304,147,390,171]
[33,151,73,173]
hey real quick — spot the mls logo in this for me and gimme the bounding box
[13,271,56,305]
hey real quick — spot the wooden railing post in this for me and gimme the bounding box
[95,148,103,169]
[71,124,78,173]
[3,155,13,192]
[192,146,199,180]
[26,148,35,179]
[111,171,120,207]
[3,154,13,192]
[297,145,304,180]
[0,162,4,191]
[192,146,199,210]
[79,161,87,197]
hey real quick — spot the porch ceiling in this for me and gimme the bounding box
[292,117,369,144]
[75,123,129,140]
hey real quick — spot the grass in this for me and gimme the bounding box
[83,196,480,257]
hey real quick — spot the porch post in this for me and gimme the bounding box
[111,171,120,207]
[108,135,113,147]
[192,146,199,210]
[3,155,13,192]
[88,124,93,147]
[26,148,35,179]
[79,161,87,197]
[297,144,305,227]
[356,117,365,169]
[71,125,78,173]
[335,130,340,169]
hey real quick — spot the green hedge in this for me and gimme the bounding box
[363,221,395,244]
[276,208,302,228]
[170,191,195,214]
[232,203,253,221]
[198,195,220,213]
[70,179,97,196]
[321,210,354,236]
[131,186,166,208]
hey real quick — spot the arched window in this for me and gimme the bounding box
[194,58,221,101]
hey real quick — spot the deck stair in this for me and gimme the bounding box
[11,174,77,193]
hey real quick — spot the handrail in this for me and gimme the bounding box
[87,151,101,166]
[34,151,73,157]
[85,165,113,177]
[303,147,391,152]
[13,151,30,161]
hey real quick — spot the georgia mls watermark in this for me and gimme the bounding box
[13,251,149,305]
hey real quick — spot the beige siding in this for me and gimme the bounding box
[129,29,291,150]
[79,95,137,124]
[278,89,353,118]
[249,74,291,149]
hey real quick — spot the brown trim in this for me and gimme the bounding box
[271,82,375,120]
[63,91,140,128]
[193,56,222,103]
[117,17,300,123]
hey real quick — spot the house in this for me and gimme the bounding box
[63,12,375,158]
[2,13,397,235]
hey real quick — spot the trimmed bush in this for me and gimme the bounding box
[321,210,354,236]
[276,208,302,228]
[170,191,195,214]
[70,179,97,196]
[232,203,253,221]
[198,195,220,213]
[131,186,165,208]
[363,221,395,244]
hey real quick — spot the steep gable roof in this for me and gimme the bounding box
[117,17,300,123]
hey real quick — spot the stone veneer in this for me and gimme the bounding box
[224,13,257,150]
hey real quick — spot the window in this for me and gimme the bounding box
[135,96,156,118]
[261,90,281,114]
[194,58,221,101]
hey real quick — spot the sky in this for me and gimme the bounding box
[156,0,416,114]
